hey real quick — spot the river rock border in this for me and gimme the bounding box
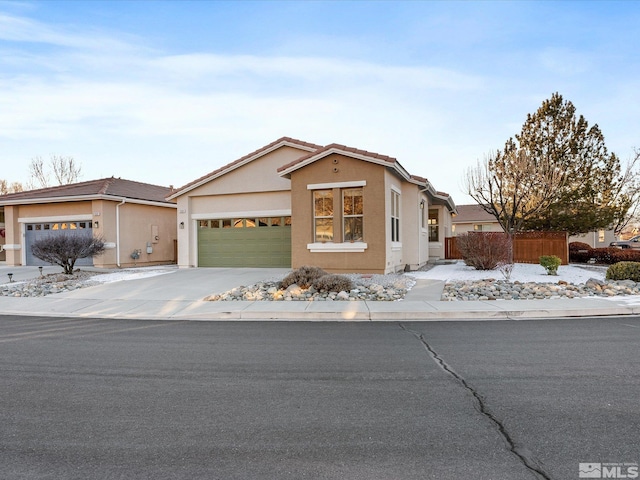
[442,278,640,301]
[207,274,415,302]
[0,271,104,297]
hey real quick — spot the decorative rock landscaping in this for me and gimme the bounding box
[206,274,415,302]
[441,278,640,301]
[5,269,640,302]
[0,271,102,297]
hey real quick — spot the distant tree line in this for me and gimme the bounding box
[0,155,82,194]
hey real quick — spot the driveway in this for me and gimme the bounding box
[55,267,290,302]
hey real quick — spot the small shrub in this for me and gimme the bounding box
[31,234,105,275]
[497,261,514,281]
[569,245,640,265]
[539,255,562,275]
[569,241,592,253]
[569,242,594,263]
[456,232,511,270]
[606,261,640,282]
[612,249,640,263]
[279,265,328,289]
[312,274,354,292]
[570,248,594,263]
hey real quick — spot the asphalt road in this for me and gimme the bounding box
[0,316,638,480]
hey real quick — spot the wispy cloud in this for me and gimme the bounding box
[0,11,140,52]
[0,2,638,201]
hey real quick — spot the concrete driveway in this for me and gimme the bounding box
[57,266,290,302]
[0,264,289,302]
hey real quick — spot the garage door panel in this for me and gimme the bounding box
[24,222,94,267]
[198,217,291,267]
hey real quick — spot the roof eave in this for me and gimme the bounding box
[0,194,176,208]
[168,139,318,200]
[279,147,409,180]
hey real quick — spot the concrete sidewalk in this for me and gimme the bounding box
[1,265,640,321]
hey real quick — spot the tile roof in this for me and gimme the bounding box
[453,204,498,223]
[169,136,322,198]
[277,143,397,173]
[0,177,174,204]
[276,141,457,213]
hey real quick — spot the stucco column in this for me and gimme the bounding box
[3,206,22,266]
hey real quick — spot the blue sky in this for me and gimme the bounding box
[1,0,639,203]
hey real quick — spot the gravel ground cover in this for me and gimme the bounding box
[206,273,415,302]
[0,271,105,297]
[3,262,640,302]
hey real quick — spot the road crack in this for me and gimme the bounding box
[400,323,552,480]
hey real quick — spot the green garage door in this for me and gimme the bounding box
[198,217,291,267]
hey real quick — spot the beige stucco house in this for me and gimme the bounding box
[453,203,617,248]
[169,137,457,274]
[0,177,177,268]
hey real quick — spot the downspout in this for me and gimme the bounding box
[116,199,126,267]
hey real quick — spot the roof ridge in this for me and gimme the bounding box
[277,142,398,173]
[0,176,174,204]
[169,136,322,197]
[98,177,115,195]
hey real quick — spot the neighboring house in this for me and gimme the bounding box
[0,177,177,268]
[453,203,616,248]
[168,137,457,274]
[451,203,500,235]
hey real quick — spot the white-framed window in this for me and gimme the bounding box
[428,209,439,242]
[474,224,483,232]
[314,190,334,242]
[391,190,400,242]
[598,229,605,243]
[343,187,363,242]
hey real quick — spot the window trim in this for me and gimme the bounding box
[342,187,363,242]
[307,242,368,253]
[307,180,366,190]
[313,189,334,243]
[192,210,290,219]
[428,208,439,242]
[391,190,400,243]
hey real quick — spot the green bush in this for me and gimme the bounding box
[540,255,562,275]
[280,266,328,289]
[606,261,640,282]
[312,274,354,293]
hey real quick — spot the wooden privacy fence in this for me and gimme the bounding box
[445,232,568,264]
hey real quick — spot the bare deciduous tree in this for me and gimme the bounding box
[611,148,640,236]
[30,234,105,275]
[0,179,24,195]
[465,146,567,234]
[27,155,82,189]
